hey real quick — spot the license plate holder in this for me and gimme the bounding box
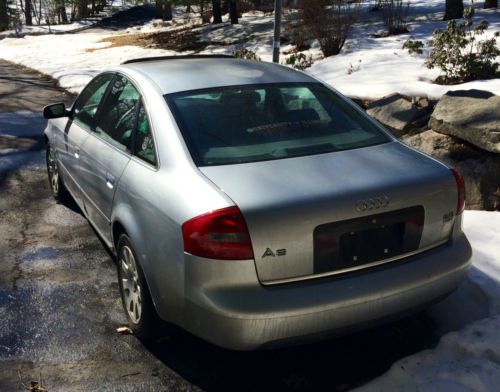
[313,206,424,274]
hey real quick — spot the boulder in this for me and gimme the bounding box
[429,90,500,153]
[402,130,500,210]
[367,93,430,137]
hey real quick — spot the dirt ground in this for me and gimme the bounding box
[88,25,211,53]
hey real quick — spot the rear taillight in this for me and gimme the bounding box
[182,206,254,260]
[451,168,465,214]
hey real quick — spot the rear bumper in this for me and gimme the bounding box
[180,233,471,350]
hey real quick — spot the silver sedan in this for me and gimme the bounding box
[43,56,471,350]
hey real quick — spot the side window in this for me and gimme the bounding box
[132,102,156,166]
[95,75,140,151]
[73,74,113,129]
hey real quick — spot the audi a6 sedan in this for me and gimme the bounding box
[43,55,472,350]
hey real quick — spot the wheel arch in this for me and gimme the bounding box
[110,207,164,317]
[112,219,127,253]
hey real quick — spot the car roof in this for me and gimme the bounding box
[119,58,317,95]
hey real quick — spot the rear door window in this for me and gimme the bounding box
[132,102,157,166]
[95,75,141,151]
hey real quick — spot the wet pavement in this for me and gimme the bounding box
[0,60,491,391]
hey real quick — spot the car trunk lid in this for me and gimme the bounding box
[199,142,457,284]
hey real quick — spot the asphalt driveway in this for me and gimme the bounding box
[0,60,490,392]
[0,60,197,391]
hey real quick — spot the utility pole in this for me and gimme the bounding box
[272,0,282,63]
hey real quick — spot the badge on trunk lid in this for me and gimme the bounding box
[262,248,287,258]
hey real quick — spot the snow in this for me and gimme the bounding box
[0,32,182,93]
[0,1,498,99]
[0,0,135,38]
[356,211,500,392]
[308,5,500,100]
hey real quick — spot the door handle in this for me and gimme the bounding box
[106,172,115,189]
[73,147,80,159]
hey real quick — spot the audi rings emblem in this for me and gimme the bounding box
[355,196,389,212]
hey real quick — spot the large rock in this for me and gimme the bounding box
[402,130,500,210]
[367,93,430,137]
[429,90,500,153]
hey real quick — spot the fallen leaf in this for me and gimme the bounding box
[116,326,133,335]
[24,239,37,245]
[28,381,47,392]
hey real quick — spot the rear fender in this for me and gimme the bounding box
[110,201,181,322]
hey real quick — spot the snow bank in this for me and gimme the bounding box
[355,211,500,392]
[0,1,497,99]
[0,0,134,38]
[463,211,500,316]
[355,317,500,392]
[0,32,181,93]
[308,7,500,100]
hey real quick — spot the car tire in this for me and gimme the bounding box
[46,144,70,202]
[116,234,162,340]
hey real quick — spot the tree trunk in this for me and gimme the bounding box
[25,0,33,25]
[156,1,172,21]
[76,0,88,20]
[443,0,464,20]
[60,0,69,23]
[96,0,105,12]
[212,0,222,23]
[155,0,162,18]
[484,0,498,8]
[229,0,238,24]
[0,0,8,31]
[164,2,172,20]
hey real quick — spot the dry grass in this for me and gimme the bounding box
[87,25,215,53]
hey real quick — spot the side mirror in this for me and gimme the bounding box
[43,103,69,119]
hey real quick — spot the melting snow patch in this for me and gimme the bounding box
[356,211,500,391]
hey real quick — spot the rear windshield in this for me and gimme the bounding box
[166,83,390,166]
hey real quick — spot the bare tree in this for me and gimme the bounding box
[301,0,360,57]
[156,0,172,20]
[212,0,222,23]
[199,0,211,23]
[443,0,463,20]
[229,0,238,24]
[25,0,33,25]
[78,0,90,20]
[56,0,69,23]
[0,0,8,31]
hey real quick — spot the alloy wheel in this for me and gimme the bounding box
[47,147,59,194]
[119,245,142,324]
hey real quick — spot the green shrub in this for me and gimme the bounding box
[426,7,499,83]
[233,48,261,61]
[403,37,424,55]
[282,52,314,71]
